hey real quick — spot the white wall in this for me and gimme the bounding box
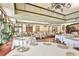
[0,3,15,17]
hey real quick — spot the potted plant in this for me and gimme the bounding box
[0,40,3,46]
[0,40,3,51]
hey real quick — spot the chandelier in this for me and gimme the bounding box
[48,3,71,12]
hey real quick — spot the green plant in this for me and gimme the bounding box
[0,18,15,44]
[0,39,3,46]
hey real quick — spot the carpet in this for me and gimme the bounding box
[0,41,12,56]
[43,42,52,46]
[66,52,76,56]
[57,44,68,49]
[17,46,30,52]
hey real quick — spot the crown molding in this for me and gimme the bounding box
[25,3,65,16]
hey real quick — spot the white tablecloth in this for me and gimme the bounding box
[7,42,79,56]
[11,37,36,49]
[55,35,79,47]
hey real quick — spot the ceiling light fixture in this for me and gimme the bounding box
[48,3,71,12]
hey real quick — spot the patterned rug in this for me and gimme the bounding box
[57,44,68,49]
[12,54,23,56]
[66,52,76,56]
[17,46,30,52]
[30,43,38,46]
[43,42,52,45]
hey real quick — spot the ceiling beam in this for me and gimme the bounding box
[16,8,65,20]
[14,3,65,20]
[26,3,79,17]
[65,10,79,16]
[25,3,65,16]
[16,8,79,21]
[67,16,79,20]
[14,3,79,21]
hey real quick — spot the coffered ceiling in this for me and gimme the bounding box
[32,3,79,15]
[14,3,79,24]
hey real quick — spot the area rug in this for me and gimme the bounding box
[12,54,23,56]
[66,52,76,56]
[57,44,68,49]
[43,42,52,46]
[30,43,38,46]
[17,46,30,52]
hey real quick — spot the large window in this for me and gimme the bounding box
[15,24,23,33]
[36,25,40,32]
[66,23,79,33]
[26,24,33,32]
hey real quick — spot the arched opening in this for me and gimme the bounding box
[66,23,79,34]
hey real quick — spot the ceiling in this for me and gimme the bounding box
[15,11,64,24]
[32,3,79,15]
[14,3,79,24]
[15,3,65,24]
